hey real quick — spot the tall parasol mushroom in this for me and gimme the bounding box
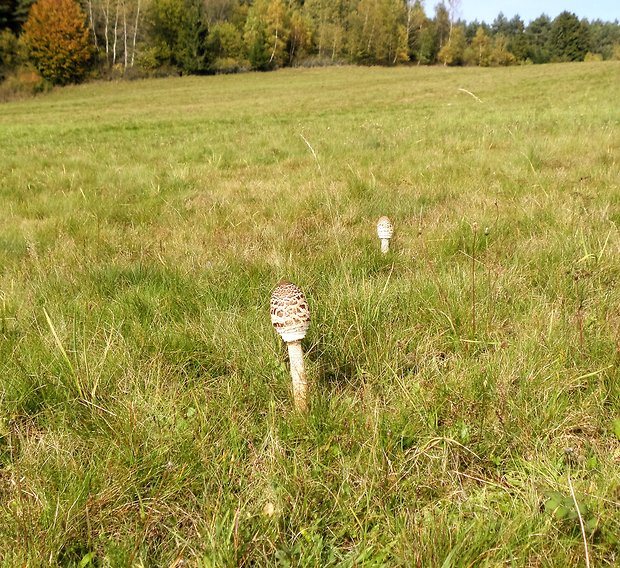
[376,216,394,254]
[270,281,311,411]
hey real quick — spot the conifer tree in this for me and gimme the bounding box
[525,14,552,63]
[550,11,589,62]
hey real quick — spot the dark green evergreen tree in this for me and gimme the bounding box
[0,0,16,31]
[549,11,589,61]
[464,20,490,43]
[588,19,620,59]
[177,0,209,73]
[147,0,210,74]
[525,14,552,63]
[247,23,270,70]
[0,0,34,32]
[506,15,527,61]
[491,12,510,36]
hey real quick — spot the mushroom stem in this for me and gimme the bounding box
[287,340,307,411]
[380,238,390,254]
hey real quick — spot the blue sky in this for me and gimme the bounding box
[431,0,620,24]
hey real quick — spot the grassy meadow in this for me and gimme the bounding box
[1,62,619,566]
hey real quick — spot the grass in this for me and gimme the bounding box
[0,62,619,566]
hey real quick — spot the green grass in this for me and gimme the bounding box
[1,62,619,566]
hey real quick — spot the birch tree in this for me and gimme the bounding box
[348,0,408,64]
[85,0,145,70]
[244,0,290,68]
[405,0,423,58]
[304,0,353,60]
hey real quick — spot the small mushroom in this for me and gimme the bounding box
[376,216,394,254]
[270,281,311,411]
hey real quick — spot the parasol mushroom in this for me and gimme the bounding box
[376,216,394,253]
[270,281,311,411]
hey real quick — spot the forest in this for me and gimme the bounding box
[0,0,619,93]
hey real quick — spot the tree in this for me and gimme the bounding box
[434,1,450,51]
[437,22,465,65]
[287,8,311,63]
[446,0,460,41]
[549,11,589,61]
[244,0,290,69]
[243,18,273,71]
[464,19,490,43]
[204,0,239,24]
[206,20,245,68]
[525,14,552,63]
[348,0,408,65]
[0,0,17,31]
[304,0,353,61]
[491,12,509,36]
[464,26,492,66]
[406,0,429,63]
[506,15,527,61]
[587,19,620,60]
[23,0,94,84]
[0,0,35,32]
[263,0,290,66]
[490,34,515,65]
[147,0,210,73]
[83,0,145,72]
[376,0,409,64]
[0,27,19,77]
[176,0,209,73]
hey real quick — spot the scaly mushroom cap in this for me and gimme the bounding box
[270,281,311,342]
[376,216,394,240]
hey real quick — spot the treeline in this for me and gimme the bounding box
[1,0,619,91]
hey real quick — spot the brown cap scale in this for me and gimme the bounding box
[270,281,311,411]
[376,216,394,253]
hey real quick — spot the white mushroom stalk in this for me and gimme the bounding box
[376,216,394,254]
[270,281,311,411]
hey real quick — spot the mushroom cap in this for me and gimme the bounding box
[270,281,311,342]
[377,216,394,239]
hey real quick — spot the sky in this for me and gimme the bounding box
[431,0,620,24]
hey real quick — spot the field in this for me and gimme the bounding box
[0,62,619,566]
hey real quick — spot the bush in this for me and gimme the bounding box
[584,52,603,62]
[134,45,181,77]
[210,56,249,74]
[22,0,94,85]
[0,68,47,101]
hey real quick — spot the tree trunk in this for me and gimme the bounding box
[130,0,141,67]
[269,27,278,64]
[112,0,119,65]
[86,0,98,50]
[102,0,110,65]
[123,2,128,69]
